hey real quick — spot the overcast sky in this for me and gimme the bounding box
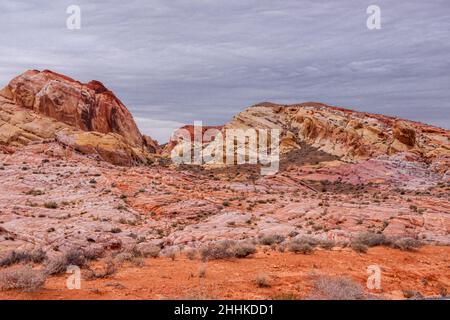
[1,0,449,142]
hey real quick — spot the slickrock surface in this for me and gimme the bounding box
[0,141,448,254]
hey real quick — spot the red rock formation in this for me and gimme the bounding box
[0,70,161,165]
[4,69,150,149]
[164,124,223,154]
[221,101,450,162]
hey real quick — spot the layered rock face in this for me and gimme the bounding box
[228,102,449,160]
[182,102,449,168]
[0,70,158,165]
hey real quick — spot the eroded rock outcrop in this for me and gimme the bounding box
[197,102,449,163]
[0,70,158,165]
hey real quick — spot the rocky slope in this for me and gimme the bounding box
[0,70,158,165]
[168,102,449,176]
[0,71,448,299]
[231,102,449,159]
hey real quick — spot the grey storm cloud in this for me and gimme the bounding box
[1,0,449,142]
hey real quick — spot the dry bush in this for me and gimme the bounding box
[165,250,177,261]
[114,244,159,264]
[83,247,105,261]
[350,242,368,253]
[115,252,134,263]
[287,240,314,254]
[389,237,421,251]
[185,248,198,260]
[354,232,387,247]
[0,266,47,292]
[233,242,256,258]
[115,251,134,262]
[318,239,335,250]
[44,248,92,275]
[44,201,58,209]
[114,251,145,267]
[200,241,236,261]
[200,240,256,261]
[44,255,68,275]
[0,249,47,267]
[310,275,366,300]
[137,244,161,258]
[85,260,116,280]
[64,248,88,267]
[259,234,285,245]
[255,273,271,288]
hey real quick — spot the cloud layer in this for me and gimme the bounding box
[1,0,449,142]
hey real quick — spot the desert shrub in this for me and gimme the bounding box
[29,249,47,263]
[165,250,177,261]
[185,248,197,260]
[259,234,285,245]
[0,266,46,292]
[318,240,335,250]
[288,242,313,254]
[85,260,116,280]
[233,242,256,258]
[350,242,368,253]
[137,244,160,258]
[115,252,134,263]
[201,241,235,261]
[44,201,58,209]
[255,274,271,288]
[110,227,122,234]
[0,249,47,267]
[44,248,91,275]
[296,236,318,246]
[0,251,30,267]
[310,275,365,300]
[83,247,105,261]
[389,237,421,251]
[200,240,256,261]
[25,189,45,196]
[64,248,88,267]
[354,232,387,247]
[44,255,68,275]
